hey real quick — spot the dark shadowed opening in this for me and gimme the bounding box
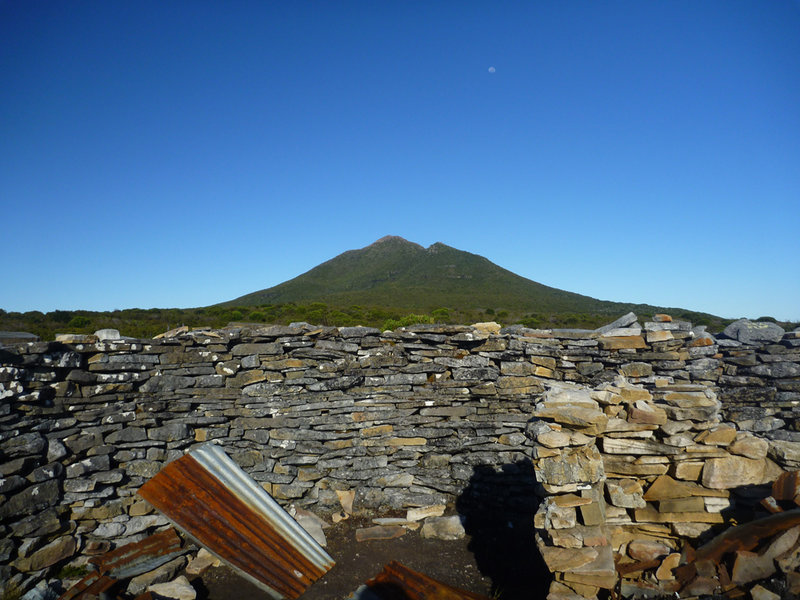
[456,461,551,600]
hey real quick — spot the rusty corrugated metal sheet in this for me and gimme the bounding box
[59,573,118,600]
[351,561,491,600]
[772,471,800,503]
[88,527,185,579]
[676,508,800,587]
[137,442,334,600]
[60,529,185,600]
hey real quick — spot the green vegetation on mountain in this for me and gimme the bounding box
[5,236,781,341]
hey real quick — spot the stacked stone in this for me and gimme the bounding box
[529,383,616,600]
[717,321,800,476]
[530,337,799,599]
[1,315,799,597]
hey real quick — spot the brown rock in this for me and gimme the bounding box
[15,536,76,571]
[694,426,737,446]
[750,585,781,600]
[702,456,777,489]
[673,461,704,481]
[619,362,654,378]
[628,403,668,425]
[628,540,672,562]
[659,496,706,512]
[603,455,669,477]
[647,330,674,343]
[560,544,616,589]
[336,490,355,515]
[682,576,718,596]
[635,505,723,524]
[539,546,598,571]
[355,525,406,542]
[599,336,646,350]
[651,472,732,499]
[729,435,770,459]
[655,552,680,581]
[606,479,646,509]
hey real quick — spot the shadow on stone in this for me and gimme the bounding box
[456,461,550,600]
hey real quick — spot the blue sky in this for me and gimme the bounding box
[2,1,798,320]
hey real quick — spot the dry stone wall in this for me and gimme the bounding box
[1,315,799,596]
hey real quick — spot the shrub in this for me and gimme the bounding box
[382,313,434,331]
[67,316,90,328]
[432,307,450,322]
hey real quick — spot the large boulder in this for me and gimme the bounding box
[723,319,785,344]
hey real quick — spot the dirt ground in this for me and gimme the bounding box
[193,513,552,600]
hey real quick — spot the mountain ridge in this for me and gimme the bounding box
[223,236,679,319]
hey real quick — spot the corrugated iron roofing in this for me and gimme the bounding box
[350,560,491,600]
[138,443,334,600]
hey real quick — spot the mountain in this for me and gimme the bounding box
[225,236,671,317]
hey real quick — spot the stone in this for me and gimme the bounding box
[94,328,121,341]
[627,403,667,426]
[768,440,800,468]
[723,319,785,344]
[672,522,714,538]
[128,556,188,596]
[148,576,196,600]
[731,550,776,585]
[355,525,406,542]
[602,438,679,455]
[185,548,221,576]
[628,540,672,562]
[106,427,147,444]
[673,460,703,481]
[0,480,60,519]
[598,336,646,350]
[647,330,674,343]
[406,505,445,522]
[336,490,355,515]
[702,456,777,489]
[539,546,599,571]
[537,430,572,448]
[15,536,76,572]
[290,506,329,547]
[762,526,800,560]
[594,312,638,335]
[659,496,706,512]
[125,515,166,536]
[750,585,781,600]
[644,475,728,500]
[93,522,126,538]
[728,435,769,459]
[655,552,680,581]
[535,499,577,530]
[634,505,723,524]
[559,544,616,589]
[536,445,605,490]
[420,515,466,540]
[751,362,800,378]
[619,362,653,378]
[47,439,67,462]
[149,422,189,442]
[1,432,46,458]
[606,479,646,508]
[694,426,737,446]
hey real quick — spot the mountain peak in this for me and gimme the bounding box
[371,235,410,245]
[367,236,424,250]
